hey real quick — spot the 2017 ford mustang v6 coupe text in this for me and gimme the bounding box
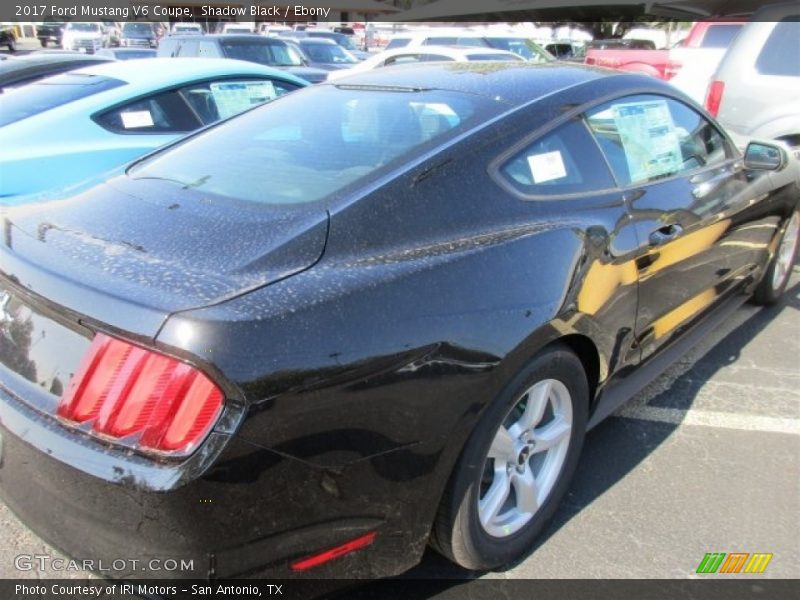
[0,63,798,579]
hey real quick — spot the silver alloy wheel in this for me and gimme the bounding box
[478,378,572,538]
[772,212,799,291]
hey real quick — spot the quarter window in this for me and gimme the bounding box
[585,95,728,186]
[499,119,616,196]
[95,78,298,133]
[756,18,800,77]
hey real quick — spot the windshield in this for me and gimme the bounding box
[486,38,553,63]
[123,23,154,35]
[302,42,358,64]
[67,23,100,33]
[0,74,124,126]
[338,36,360,51]
[130,85,504,205]
[220,40,303,66]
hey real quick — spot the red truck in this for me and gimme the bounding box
[584,20,745,80]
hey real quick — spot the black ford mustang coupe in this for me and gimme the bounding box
[0,63,798,579]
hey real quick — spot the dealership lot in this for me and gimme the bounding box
[1,264,798,582]
[2,14,800,587]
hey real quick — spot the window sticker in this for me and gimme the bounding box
[120,110,154,129]
[527,150,567,183]
[210,81,277,119]
[611,99,682,183]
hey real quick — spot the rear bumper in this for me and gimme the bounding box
[0,382,424,580]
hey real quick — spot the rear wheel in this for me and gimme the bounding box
[753,210,799,306]
[431,346,588,570]
[39,38,47,47]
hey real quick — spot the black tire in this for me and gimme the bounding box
[39,38,47,47]
[431,345,589,571]
[752,210,799,306]
[7,38,16,53]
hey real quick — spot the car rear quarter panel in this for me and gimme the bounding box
[154,78,645,561]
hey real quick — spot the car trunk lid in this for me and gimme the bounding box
[0,176,329,338]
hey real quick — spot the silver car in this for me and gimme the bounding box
[708,2,800,150]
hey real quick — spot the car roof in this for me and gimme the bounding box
[0,53,110,74]
[328,62,627,106]
[65,57,303,87]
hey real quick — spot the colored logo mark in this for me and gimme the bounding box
[696,552,773,574]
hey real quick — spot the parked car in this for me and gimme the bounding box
[326,45,524,81]
[220,23,253,35]
[61,22,105,54]
[101,21,121,47]
[1,63,796,581]
[0,52,112,92]
[281,37,359,71]
[0,58,307,198]
[171,23,204,35]
[258,23,291,37]
[588,20,745,81]
[286,29,370,60]
[36,19,65,48]
[680,19,745,48]
[95,48,157,61]
[0,25,17,52]
[119,22,158,49]
[385,29,554,63]
[157,34,329,83]
[707,2,800,151]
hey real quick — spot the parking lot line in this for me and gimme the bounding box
[616,404,800,435]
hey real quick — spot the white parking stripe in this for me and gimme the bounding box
[616,404,800,435]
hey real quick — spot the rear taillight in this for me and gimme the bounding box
[705,80,725,117]
[57,333,224,456]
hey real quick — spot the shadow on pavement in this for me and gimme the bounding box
[355,273,799,595]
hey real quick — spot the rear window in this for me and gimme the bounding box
[130,85,503,205]
[700,24,742,48]
[123,23,153,35]
[485,37,553,63]
[0,74,124,126]
[755,18,800,77]
[220,40,302,66]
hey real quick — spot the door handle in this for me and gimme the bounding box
[649,224,684,246]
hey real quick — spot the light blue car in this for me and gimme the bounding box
[0,58,308,200]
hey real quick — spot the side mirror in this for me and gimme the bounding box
[743,141,787,171]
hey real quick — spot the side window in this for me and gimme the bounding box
[421,54,455,62]
[180,79,301,125]
[585,95,729,186]
[94,90,201,134]
[499,119,616,196]
[197,41,221,58]
[384,54,422,66]
[756,18,800,77]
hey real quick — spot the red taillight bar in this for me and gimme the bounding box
[705,80,725,118]
[58,333,224,456]
[290,532,378,572]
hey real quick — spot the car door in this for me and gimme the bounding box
[584,93,762,360]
